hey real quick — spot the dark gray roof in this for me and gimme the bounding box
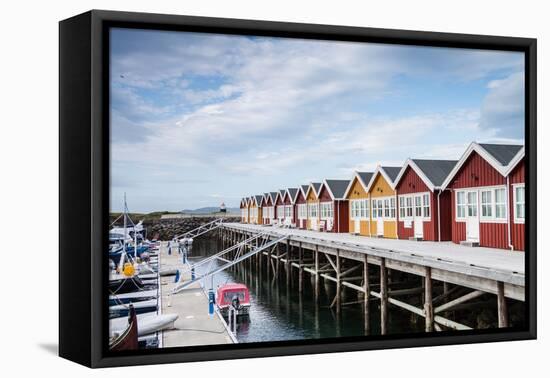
[325,179,350,199]
[269,192,278,201]
[412,159,458,187]
[479,143,523,165]
[311,182,322,194]
[382,166,402,182]
[254,195,263,204]
[287,188,298,200]
[357,172,374,187]
[301,185,309,195]
[279,189,286,197]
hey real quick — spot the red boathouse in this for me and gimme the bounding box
[317,179,350,233]
[441,143,525,250]
[394,159,457,241]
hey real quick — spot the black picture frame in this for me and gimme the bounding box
[59,9,537,368]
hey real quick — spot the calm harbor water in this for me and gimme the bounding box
[190,235,424,343]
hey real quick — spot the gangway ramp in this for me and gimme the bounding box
[172,234,288,294]
[174,218,224,241]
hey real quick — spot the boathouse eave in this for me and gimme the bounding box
[343,171,371,199]
[365,165,401,193]
[440,142,525,191]
[395,159,436,192]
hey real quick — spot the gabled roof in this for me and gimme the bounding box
[268,192,278,203]
[343,171,374,198]
[441,142,525,190]
[394,159,458,191]
[253,195,263,206]
[479,143,523,166]
[261,193,270,206]
[300,185,309,198]
[321,179,350,200]
[275,190,286,204]
[285,188,299,203]
[365,165,402,191]
[305,182,322,198]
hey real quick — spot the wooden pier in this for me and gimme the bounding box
[159,242,236,347]
[218,223,525,333]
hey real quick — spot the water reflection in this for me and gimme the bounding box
[190,236,422,343]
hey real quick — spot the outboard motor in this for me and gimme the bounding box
[231,295,241,311]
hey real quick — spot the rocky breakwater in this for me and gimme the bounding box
[147,216,240,241]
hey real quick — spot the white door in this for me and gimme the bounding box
[354,217,361,233]
[466,191,480,242]
[413,195,424,238]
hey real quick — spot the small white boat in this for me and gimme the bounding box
[110,299,158,313]
[110,313,178,337]
[159,268,178,276]
[109,289,157,303]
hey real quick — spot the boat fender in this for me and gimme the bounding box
[122,262,135,277]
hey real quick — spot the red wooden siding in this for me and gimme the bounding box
[395,166,452,241]
[509,159,525,251]
[438,190,452,241]
[317,185,348,233]
[395,166,430,194]
[451,190,466,244]
[398,220,414,239]
[295,191,307,229]
[282,192,296,223]
[333,200,349,233]
[448,152,522,250]
[449,151,505,189]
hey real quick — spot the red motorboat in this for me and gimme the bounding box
[216,283,251,316]
[109,304,138,351]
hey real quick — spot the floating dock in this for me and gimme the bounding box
[218,222,525,333]
[159,242,235,347]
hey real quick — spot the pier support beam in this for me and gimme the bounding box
[314,245,320,301]
[424,266,434,333]
[380,257,388,335]
[497,281,509,328]
[364,254,370,335]
[336,249,341,312]
[299,243,304,293]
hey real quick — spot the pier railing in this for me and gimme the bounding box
[174,218,224,241]
[172,234,288,294]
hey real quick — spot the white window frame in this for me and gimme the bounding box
[308,202,318,218]
[455,186,506,223]
[285,205,292,218]
[277,205,285,220]
[456,191,466,220]
[398,192,430,220]
[298,204,307,219]
[513,184,525,224]
[320,202,333,219]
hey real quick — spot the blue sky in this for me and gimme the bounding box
[110,28,525,212]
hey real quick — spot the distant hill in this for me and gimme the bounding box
[181,207,240,214]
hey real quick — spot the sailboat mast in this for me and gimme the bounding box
[123,192,127,252]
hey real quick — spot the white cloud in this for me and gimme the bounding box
[479,71,525,138]
[109,30,525,211]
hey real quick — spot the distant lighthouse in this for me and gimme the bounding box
[220,202,227,213]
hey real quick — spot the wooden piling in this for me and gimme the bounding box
[363,254,370,334]
[497,281,509,328]
[424,266,434,332]
[336,249,341,312]
[314,245,320,301]
[380,257,388,335]
[299,242,304,293]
